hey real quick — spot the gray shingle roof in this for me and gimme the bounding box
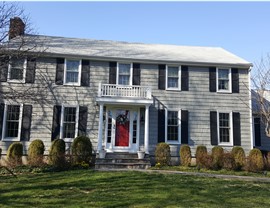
[18,35,253,68]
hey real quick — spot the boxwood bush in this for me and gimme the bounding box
[28,139,45,166]
[222,152,236,171]
[180,145,191,167]
[195,145,207,167]
[247,148,264,172]
[231,146,246,170]
[155,143,171,166]
[7,142,23,166]
[49,139,66,168]
[211,146,224,170]
[71,136,92,164]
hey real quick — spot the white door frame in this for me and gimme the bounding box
[105,106,140,153]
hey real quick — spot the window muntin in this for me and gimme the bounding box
[217,68,231,92]
[8,58,26,81]
[64,59,81,84]
[218,112,231,144]
[118,63,131,85]
[5,105,20,138]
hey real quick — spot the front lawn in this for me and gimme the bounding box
[1,170,270,207]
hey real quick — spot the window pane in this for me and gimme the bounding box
[167,111,178,141]
[66,72,78,83]
[5,105,20,138]
[218,69,229,79]
[219,113,230,143]
[66,60,79,72]
[167,67,179,88]
[218,69,229,90]
[118,64,130,85]
[63,107,77,139]
[218,80,229,90]
[10,58,24,80]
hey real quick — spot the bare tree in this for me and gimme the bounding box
[0,2,50,103]
[251,53,270,137]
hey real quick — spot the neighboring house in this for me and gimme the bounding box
[0,18,253,164]
[252,90,270,152]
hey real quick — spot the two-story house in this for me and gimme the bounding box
[0,18,253,165]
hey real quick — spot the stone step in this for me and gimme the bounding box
[95,158,150,164]
[95,163,151,170]
[105,153,139,159]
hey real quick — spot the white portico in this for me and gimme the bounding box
[96,83,153,154]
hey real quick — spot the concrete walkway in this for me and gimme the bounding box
[97,168,270,182]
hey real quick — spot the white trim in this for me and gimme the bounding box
[2,104,23,141]
[60,105,79,142]
[217,111,233,146]
[117,62,132,85]
[165,65,181,91]
[249,67,254,149]
[7,58,27,83]
[63,59,82,86]
[216,67,232,93]
[165,108,181,144]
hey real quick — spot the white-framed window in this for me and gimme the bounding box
[218,112,233,145]
[60,105,79,142]
[64,59,81,85]
[165,109,181,144]
[2,104,23,141]
[217,68,231,93]
[117,63,132,85]
[7,57,27,82]
[166,65,181,90]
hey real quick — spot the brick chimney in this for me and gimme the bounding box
[9,17,25,40]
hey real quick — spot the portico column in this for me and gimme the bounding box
[144,105,150,154]
[97,103,104,153]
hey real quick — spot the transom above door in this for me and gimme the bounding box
[105,107,140,152]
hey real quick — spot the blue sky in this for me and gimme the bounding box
[20,2,270,65]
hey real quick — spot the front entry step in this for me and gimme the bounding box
[95,152,151,170]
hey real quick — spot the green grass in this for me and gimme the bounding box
[1,170,270,208]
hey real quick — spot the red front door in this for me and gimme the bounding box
[115,121,129,146]
[115,110,130,147]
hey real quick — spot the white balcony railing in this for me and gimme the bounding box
[98,83,152,99]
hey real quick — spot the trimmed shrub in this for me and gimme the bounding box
[155,143,171,166]
[180,145,191,167]
[231,146,246,170]
[200,153,213,170]
[246,148,264,172]
[28,139,45,166]
[195,145,207,167]
[264,152,270,171]
[71,136,92,164]
[7,142,23,166]
[222,152,236,171]
[49,139,66,168]
[211,146,224,170]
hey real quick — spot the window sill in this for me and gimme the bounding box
[63,83,81,87]
[7,79,25,84]
[166,141,180,145]
[3,137,20,142]
[63,138,74,143]
[166,88,181,91]
[218,143,233,147]
[216,90,232,94]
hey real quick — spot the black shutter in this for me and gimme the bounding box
[0,56,9,82]
[78,106,88,136]
[158,65,166,90]
[181,110,189,144]
[158,109,165,143]
[25,58,36,83]
[0,103,4,140]
[254,118,261,146]
[232,68,239,93]
[209,67,216,92]
[20,105,32,141]
[55,58,64,85]
[133,63,140,85]
[109,62,117,84]
[81,60,90,87]
[51,105,61,140]
[233,112,241,146]
[181,66,189,91]
[210,111,218,145]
